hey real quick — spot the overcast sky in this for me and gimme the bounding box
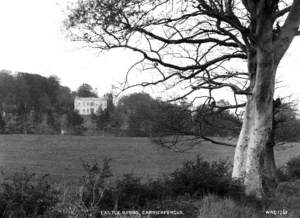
[0,0,140,94]
[0,0,300,107]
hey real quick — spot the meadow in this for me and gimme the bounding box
[0,134,299,182]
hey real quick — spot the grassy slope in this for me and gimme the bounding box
[0,135,299,182]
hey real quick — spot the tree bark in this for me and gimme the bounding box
[232,49,256,180]
[263,112,278,189]
[244,77,275,198]
[264,141,278,181]
[232,98,252,179]
[243,6,276,197]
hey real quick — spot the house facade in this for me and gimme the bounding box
[74,96,107,115]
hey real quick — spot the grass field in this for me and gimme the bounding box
[0,134,299,183]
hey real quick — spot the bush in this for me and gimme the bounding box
[277,155,300,182]
[166,156,242,198]
[86,156,245,211]
[286,155,300,179]
[45,158,114,218]
[112,174,170,210]
[79,158,113,208]
[0,169,61,218]
[65,156,242,213]
[276,180,300,197]
[275,119,300,142]
[104,156,243,211]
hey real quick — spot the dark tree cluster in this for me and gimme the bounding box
[76,83,98,98]
[274,97,300,142]
[0,70,81,134]
[95,92,242,139]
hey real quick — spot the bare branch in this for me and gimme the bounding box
[274,0,300,63]
[274,6,291,18]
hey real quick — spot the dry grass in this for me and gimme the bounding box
[196,195,298,218]
[197,195,258,218]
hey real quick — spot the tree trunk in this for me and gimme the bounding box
[263,116,278,194]
[244,117,272,198]
[232,98,252,179]
[244,85,275,198]
[263,141,278,181]
[234,69,278,198]
[244,15,276,197]
[244,87,275,196]
[232,49,256,180]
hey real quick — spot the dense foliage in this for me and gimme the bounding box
[0,70,80,134]
[76,83,98,98]
[283,155,300,180]
[0,170,60,217]
[101,92,242,138]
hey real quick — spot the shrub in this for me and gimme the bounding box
[95,156,244,211]
[45,201,97,218]
[79,158,113,208]
[107,174,200,217]
[0,169,61,218]
[275,119,300,142]
[286,155,300,179]
[166,156,243,198]
[113,174,147,209]
[112,174,170,210]
[277,167,289,182]
[46,158,114,218]
[276,180,300,197]
[277,155,300,182]
[107,156,244,210]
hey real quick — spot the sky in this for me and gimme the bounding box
[0,0,139,95]
[0,0,300,107]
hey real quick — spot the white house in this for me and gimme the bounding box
[74,96,107,115]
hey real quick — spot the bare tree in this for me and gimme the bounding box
[64,0,300,198]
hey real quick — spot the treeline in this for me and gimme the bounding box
[0,70,80,134]
[0,69,241,137]
[93,92,242,137]
[90,93,300,141]
[1,70,299,140]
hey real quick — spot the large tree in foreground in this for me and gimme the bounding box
[64,0,300,198]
